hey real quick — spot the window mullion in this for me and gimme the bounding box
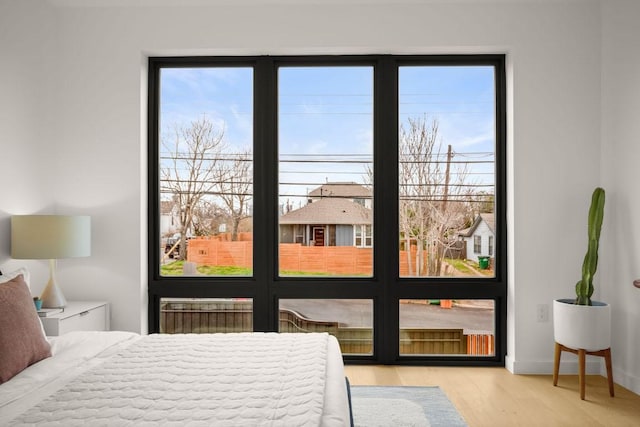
[374,57,399,363]
[253,58,278,332]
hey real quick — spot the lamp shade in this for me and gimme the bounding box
[11,215,91,259]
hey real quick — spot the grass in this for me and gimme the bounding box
[280,271,333,277]
[445,258,474,275]
[445,258,494,276]
[163,259,492,278]
[161,261,335,277]
[198,265,253,276]
[161,261,252,276]
[160,261,186,276]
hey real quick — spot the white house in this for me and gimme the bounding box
[459,213,495,262]
[160,201,180,239]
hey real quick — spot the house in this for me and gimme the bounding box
[281,182,372,246]
[307,182,372,209]
[458,213,495,262]
[2,0,639,410]
[159,200,180,238]
[280,197,372,247]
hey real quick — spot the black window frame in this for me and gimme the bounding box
[148,54,507,366]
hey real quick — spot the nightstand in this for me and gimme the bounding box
[40,301,110,336]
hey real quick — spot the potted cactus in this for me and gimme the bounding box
[553,187,611,351]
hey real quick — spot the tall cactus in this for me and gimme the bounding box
[575,187,605,305]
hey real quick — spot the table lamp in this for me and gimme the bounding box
[11,215,91,308]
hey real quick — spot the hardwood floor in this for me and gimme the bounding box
[344,365,640,426]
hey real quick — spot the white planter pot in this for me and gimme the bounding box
[553,299,611,351]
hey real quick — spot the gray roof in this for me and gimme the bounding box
[280,198,372,225]
[458,213,495,237]
[308,182,372,199]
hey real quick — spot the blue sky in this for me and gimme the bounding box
[160,65,495,207]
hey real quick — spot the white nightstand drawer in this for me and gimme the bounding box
[41,301,109,336]
[56,305,107,335]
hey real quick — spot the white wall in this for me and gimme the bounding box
[1,0,636,393]
[601,0,640,395]
[0,1,57,281]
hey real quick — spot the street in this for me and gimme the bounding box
[280,299,494,334]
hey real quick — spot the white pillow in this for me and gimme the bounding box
[0,267,32,290]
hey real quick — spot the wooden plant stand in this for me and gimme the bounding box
[553,342,614,400]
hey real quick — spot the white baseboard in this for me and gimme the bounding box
[505,354,515,372]
[505,355,600,375]
[505,357,640,396]
[613,366,640,396]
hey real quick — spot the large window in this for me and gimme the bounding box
[157,67,254,277]
[148,55,506,365]
[399,65,496,278]
[277,66,373,277]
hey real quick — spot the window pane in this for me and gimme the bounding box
[159,67,253,277]
[278,67,374,277]
[160,298,253,333]
[399,299,495,356]
[279,299,373,355]
[399,66,496,278]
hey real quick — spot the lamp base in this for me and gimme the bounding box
[40,259,67,308]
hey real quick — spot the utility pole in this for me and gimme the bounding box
[435,144,452,276]
[442,144,452,211]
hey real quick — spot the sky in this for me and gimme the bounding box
[159,64,496,210]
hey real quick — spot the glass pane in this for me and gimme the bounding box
[279,299,373,356]
[399,66,496,278]
[159,67,253,277]
[160,298,253,333]
[278,66,374,277]
[399,299,495,356]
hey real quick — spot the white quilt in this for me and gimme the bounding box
[2,332,349,426]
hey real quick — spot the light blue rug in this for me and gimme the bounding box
[350,386,468,427]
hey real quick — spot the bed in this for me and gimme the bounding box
[0,270,352,426]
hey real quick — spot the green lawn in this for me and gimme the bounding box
[163,259,490,277]
[161,261,335,277]
[445,258,474,275]
[445,258,493,276]
[161,261,251,276]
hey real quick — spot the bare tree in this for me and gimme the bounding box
[213,148,252,241]
[161,116,226,260]
[191,199,226,237]
[469,191,495,214]
[399,116,472,276]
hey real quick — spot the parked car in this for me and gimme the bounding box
[164,236,191,259]
[164,237,181,259]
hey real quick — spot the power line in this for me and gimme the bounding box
[163,194,494,205]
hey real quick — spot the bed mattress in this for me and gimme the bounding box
[0,331,350,426]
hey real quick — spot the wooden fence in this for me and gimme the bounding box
[466,333,495,356]
[399,328,467,355]
[185,239,467,277]
[279,244,372,275]
[187,238,253,269]
[186,239,374,275]
[160,300,493,356]
[160,299,253,333]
